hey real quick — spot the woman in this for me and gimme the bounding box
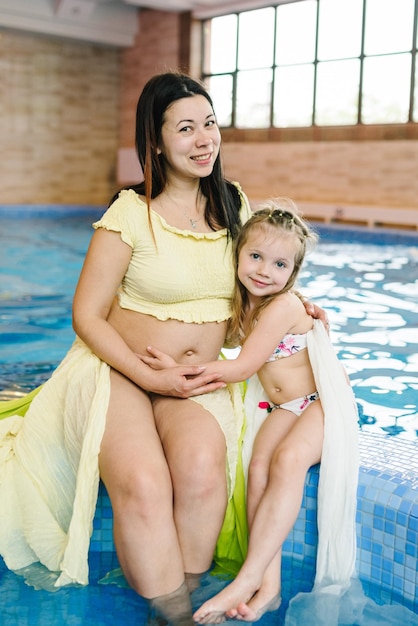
[0,72,325,625]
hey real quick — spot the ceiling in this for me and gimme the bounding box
[0,0,276,47]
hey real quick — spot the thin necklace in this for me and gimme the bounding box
[184,212,203,229]
[166,191,204,230]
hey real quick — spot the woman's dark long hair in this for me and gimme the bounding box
[110,72,242,238]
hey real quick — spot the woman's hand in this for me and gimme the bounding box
[303,300,330,332]
[144,364,226,398]
[136,347,227,397]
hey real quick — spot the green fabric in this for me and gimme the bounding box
[0,386,43,420]
[212,378,249,578]
[212,427,248,577]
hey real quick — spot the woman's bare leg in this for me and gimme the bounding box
[153,395,229,576]
[193,403,324,624]
[99,370,187,601]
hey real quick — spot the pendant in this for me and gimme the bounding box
[190,219,197,229]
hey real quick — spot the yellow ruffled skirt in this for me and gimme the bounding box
[0,338,110,588]
[0,339,248,587]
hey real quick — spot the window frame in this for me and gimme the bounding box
[200,0,418,142]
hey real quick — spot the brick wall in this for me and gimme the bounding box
[0,30,120,205]
[119,9,182,149]
[221,140,418,210]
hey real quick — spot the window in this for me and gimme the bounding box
[201,0,418,129]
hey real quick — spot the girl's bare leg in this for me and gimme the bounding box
[193,403,324,624]
[153,395,229,576]
[226,415,290,621]
[99,370,189,613]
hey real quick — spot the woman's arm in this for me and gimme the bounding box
[72,229,224,397]
[141,293,303,383]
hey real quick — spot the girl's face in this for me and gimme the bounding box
[159,95,221,182]
[237,226,297,300]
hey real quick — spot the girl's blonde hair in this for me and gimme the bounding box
[226,197,318,347]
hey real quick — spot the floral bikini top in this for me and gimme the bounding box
[266,332,308,362]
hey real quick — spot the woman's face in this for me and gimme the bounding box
[159,95,221,182]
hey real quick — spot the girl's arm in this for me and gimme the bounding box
[72,229,224,397]
[141,293,303,383]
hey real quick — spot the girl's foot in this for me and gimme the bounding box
[192,579,257,625]
[228,592,282,622]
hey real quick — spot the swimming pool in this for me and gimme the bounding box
[1,206,417,440]
[0,206,417,625]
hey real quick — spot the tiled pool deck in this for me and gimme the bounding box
[92,431,418,614]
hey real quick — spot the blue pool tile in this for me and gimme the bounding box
[306,508,317,522]
[404,579,417,598]
[394,484,410,497]
[357,484,366,497]
[359,537,372,552]
[405,542,418,558]
[396,511,409,526]
[361,499,375,515]
[409,513,418,530]
[371,542,383,555]
[371,566,382,581]
[372,530,385,545]
[382,558,394,573]
[306,520,317,535]
[388,494,402,509]
[361,525,373,538]
[404,567,416,583]
[399,499,413,514]
[374,503,385,517]
[392,575,404,591]
[305,484,317,498]
[382,533,395,548]
[405,555,417,572]
[293,530,304,545]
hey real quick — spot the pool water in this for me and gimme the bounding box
[3,212,416,439]
[0,550,404,626]
[301,227,418,441]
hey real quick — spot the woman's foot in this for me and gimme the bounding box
[148,581,194,626]
[227,591,282,622]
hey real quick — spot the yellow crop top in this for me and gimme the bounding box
[93,184,252,323]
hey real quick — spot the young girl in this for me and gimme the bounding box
[141,198,359,624]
